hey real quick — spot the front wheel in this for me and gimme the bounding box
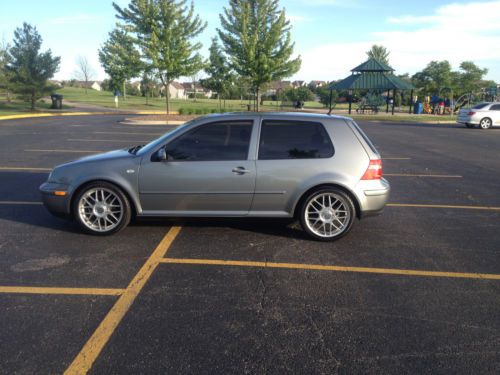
[299,188,356,241]
[479,118,492,129]
[73,182,131,235]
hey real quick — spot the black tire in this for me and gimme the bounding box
[299,187,356,242]
[72,181,131,235]
[479,118,492,129]
[465,123,474,128]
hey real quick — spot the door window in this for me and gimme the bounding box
[258,120,334,160]
[489,104,500,111]
[164,121,253,161]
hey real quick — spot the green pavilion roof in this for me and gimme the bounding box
[330,72,415,90]
[329,58,415,91]
[351,58,394,72]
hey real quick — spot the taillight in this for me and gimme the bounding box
[361,159,382,180]
[467,111,476,115]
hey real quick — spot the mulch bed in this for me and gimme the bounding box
[131,114,200,122]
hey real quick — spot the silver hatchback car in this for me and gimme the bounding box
[457,102,500,129]
[40,113,390,241]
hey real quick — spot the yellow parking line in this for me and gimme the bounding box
[64,226,182,375]
[0,286,125,296]
[160,258,500,281]
[0,201,42,205]
[388,203,500,211]
[25,149,101,153]
[0,166,51,172]
[385,173,462,178]
[67,139,149,143]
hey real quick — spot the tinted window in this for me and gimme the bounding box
[348,120,379,155]
[472,103,489,109]
[165,121,252,161]
[489,104,500,111]
[259,120,334,160]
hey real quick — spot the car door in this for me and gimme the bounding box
[138,119,257,215]
[252,118,336,216]
[489,104,500,125]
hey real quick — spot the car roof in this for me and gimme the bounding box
[202,111,351,121]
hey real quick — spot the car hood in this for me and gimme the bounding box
[62,149,133,167]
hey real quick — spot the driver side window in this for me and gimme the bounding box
[164,120,253,161]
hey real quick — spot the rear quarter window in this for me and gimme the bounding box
[259,120,334,160]
[347,120,379,155]
[472,103,489,110]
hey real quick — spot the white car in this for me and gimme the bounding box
[457,102,500,129]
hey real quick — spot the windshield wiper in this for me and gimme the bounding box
[128,145,144,155]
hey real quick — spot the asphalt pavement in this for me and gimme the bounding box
[0,114,498,374]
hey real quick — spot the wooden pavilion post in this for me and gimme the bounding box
[328,89,333,115]
[392,89,396,115]
[348,89,353,114]
[409,89,414,114]
[386,90,390,113]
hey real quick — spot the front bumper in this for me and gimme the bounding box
[354,178,391,218]
[40,182,72,218]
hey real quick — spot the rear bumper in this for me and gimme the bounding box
[40,182,72,218]
[354,178,390,218]
[457,116,479,124]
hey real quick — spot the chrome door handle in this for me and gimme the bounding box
[232,167,251,175]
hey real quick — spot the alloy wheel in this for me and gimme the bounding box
[77,187,124,233]
[304,192,351,238]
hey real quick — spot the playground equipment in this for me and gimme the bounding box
[453,93,477,113]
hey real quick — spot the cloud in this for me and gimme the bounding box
[295,1,500,82]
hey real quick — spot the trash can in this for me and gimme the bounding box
[413,102,423,114]
[50,94,63,110]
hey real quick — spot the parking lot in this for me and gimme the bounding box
[0,114,499,374]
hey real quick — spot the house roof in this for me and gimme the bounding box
[269,81,292,90]
[170,81,184,90]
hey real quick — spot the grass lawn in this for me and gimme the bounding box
[0,98,71,117]
[1,87,458,124]
[57,87,327,112]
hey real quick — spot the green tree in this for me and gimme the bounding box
[412,60,453,96]
[218,0,301,111]
[113,0,207,114]
[201,38,233,109]
[99,28,141,101]
[7,23,60,110]
[457,61,488,95]
[366,45,390,65]
[0,39,13,102]
[317,86,337,107]
[283,86,315,102]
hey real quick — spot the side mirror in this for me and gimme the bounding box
[156,148,167,161]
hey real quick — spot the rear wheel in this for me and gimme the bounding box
[299,188,356,241]
[73,182,131,235]
[479,118,492,129]
[465,123,474,128]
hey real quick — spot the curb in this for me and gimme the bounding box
[121,120,185,126]
[0,110,179,121]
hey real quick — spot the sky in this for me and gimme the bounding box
[1,0,499,83]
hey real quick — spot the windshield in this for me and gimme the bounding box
[136,119,199,156]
